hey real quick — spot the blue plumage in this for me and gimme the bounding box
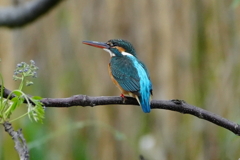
[83,39,153,113]
[110,55,152,113]
[110,56,140,93]
[130,57,152,113]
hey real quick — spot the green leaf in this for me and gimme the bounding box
[3,95,25,120]
[12,96,24,105]
[27,97,45,123]
[31,96,43,100]
[11,90,23,97]
[5,100,18,119]
[10,101,18,113]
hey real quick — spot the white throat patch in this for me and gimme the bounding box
[103,49,115,57]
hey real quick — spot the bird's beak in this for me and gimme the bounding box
[82,41,110,49]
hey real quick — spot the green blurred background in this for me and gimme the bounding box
[0,0,240,159]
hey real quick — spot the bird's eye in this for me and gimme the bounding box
[107,42,114,47]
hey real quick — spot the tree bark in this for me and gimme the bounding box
[0,0,63,28]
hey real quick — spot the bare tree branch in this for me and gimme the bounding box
[0,0,63,28]
[1,85,240,135]
[40,96,240,135]
[3,122,29,160]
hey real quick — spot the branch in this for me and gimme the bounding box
[40,96,240,135]
[3,122,29,160]
[1,85,240,135]
[0,0,63,28]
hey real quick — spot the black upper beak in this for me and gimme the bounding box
[82,41,110,49]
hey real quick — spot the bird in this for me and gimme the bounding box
[82,39,152,113]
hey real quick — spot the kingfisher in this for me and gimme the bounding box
[82,39,152,113]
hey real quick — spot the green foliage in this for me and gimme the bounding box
[0,60,44,124]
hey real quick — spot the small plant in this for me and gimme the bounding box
[0,60,44,123]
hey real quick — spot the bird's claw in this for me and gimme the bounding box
[120,94,127,103]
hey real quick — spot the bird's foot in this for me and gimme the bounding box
[120,93,125,98]
[120,94,127,103]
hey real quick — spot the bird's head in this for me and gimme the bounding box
[82,39,137,57]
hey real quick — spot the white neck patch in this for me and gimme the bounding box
[121,51,133,57]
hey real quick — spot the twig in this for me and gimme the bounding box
[1,85,240,135]
[3,122,29,160]
[0,0,63,28]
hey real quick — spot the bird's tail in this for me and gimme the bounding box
[135,96,151,113]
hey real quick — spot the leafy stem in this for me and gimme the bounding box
[0,60,44,124]
[18,76,25,91]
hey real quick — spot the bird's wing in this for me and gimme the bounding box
[138,60,153,95]
[110,56,140,93]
